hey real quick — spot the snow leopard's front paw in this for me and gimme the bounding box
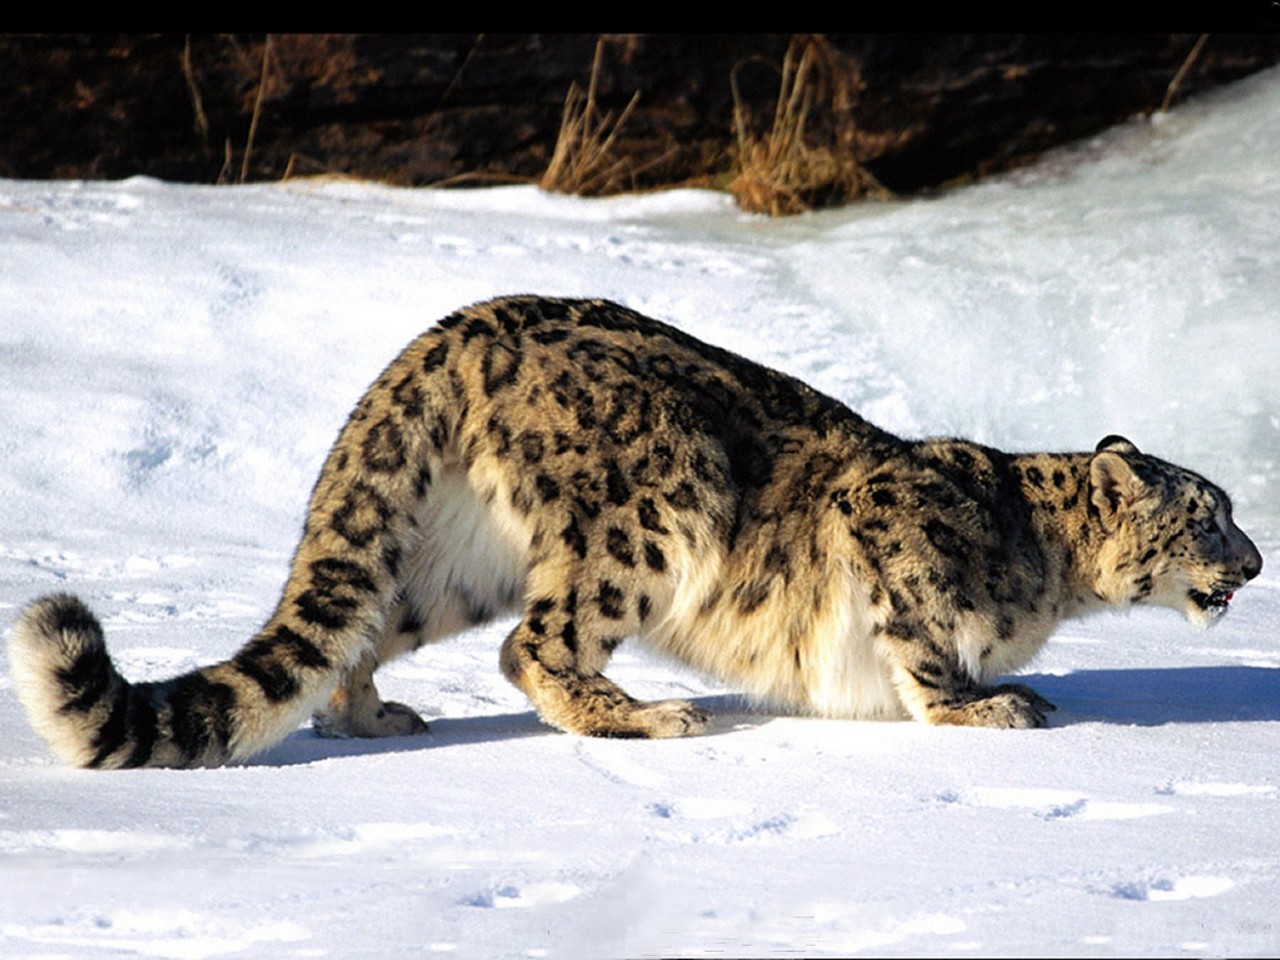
[944,684,1057,729]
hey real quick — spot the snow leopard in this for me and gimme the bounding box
[8,296,1264,768]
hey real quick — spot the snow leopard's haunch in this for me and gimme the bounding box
[8,296,1263,768]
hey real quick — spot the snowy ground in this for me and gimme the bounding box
[1,68,1278,959]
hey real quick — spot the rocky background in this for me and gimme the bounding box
[2,34,1278,207]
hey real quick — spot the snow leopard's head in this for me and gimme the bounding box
[1088,436,1263,628]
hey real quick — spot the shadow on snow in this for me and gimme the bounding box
[249,693,764,767]
[1026,665,1280,726]
[248,667,1280,766]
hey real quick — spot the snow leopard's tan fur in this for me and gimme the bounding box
[8,296,1263,767]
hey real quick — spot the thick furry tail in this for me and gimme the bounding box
[8,594,340,769]
[7,313,493,768]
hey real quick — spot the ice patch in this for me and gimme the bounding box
[960,786,1085,809]
[1162,781,1277,797]
[1112,875,1235,901]
[724,812,833,844]
[647,796,752,820]
[950,787,1173,820]
[461,882,581,909]
[653,808,840,847]
[244,822,452,859]
[0,829,192,856]
[1068,801,1174,821]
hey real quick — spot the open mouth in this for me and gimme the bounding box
[1188,587,1235,615]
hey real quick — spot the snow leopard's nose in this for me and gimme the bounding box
[1239,536,1263,582]
[1243,550,1262,582]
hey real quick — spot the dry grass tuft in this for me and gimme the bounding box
[181,36,211,151]
[539,39,640,196]
[238,35,275,184]
[1160,33,1209,113]
[729,35,888,216]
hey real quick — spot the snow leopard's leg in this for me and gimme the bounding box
[499,560,709,739]
[885,631,1057,729]
[312,646,429,740]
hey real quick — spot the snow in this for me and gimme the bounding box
[2,67,1279,958]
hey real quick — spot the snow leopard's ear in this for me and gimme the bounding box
[1095,434,1140,455]
[1090,443,1154,529]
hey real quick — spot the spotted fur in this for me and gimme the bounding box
[7,297,1263,767]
